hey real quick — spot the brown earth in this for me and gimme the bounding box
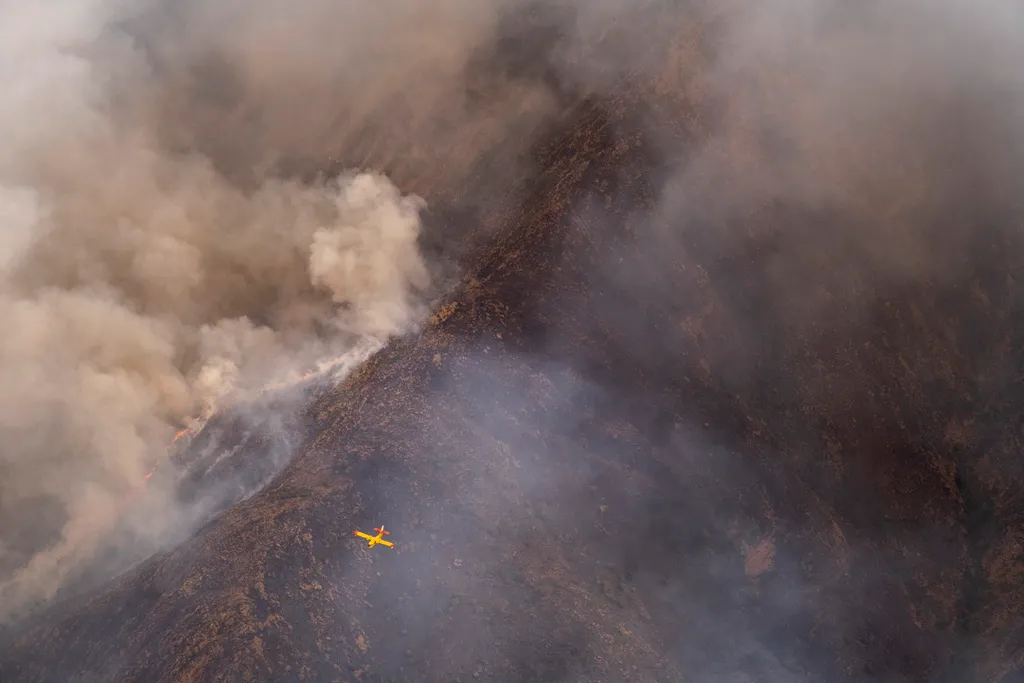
[4,3,1024,682]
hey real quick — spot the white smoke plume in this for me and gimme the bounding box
[0,0,485,620]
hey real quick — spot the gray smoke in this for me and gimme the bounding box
[0,0,674,623]
[3,3,1024,681]
[0,0,524,620]
[317,0,1024,679]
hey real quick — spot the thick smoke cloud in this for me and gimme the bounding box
[0,0,535,621]
[3,1,1024,679]
[0,0,651,626]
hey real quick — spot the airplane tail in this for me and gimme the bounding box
[373,527,390,535]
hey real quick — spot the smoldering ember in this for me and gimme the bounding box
[2,1,1024,682]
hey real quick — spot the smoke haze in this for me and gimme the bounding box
[3,1,1024,675]
[0,0,510,620]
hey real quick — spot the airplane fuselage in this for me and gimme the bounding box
[354,526,394,548]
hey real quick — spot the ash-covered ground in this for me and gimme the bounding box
[4,1,1024,682]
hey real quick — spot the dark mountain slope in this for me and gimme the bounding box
[5,7,1024,683]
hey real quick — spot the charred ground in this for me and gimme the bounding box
[4,2,1024,682]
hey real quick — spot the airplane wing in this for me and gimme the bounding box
[354,531,375,541]
[377,539,394,547]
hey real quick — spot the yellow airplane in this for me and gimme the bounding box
[354,526,394,548]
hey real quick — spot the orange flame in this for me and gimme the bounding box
[138,428,190,485]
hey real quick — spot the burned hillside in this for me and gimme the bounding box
[4,1,1024,682]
